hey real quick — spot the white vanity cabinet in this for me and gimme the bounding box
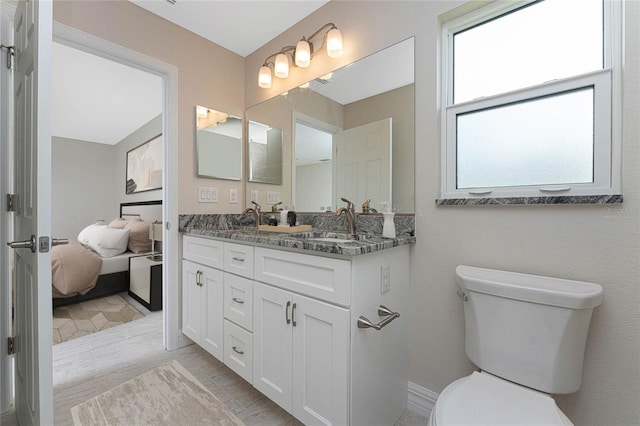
[182,234,410,426]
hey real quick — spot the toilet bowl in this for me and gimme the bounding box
[429,265,603,426]
[428,371,572,426]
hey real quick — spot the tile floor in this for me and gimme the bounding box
[2,292,429,425]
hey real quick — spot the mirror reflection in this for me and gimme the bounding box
[196,106,242,180]
[245,37,414,213]
[248,120,283,184]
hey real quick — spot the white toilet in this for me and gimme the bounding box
[429,265,603,426]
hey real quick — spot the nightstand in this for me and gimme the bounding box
[129,254,163,311]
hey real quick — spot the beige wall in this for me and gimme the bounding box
[246,1,640,425]
[54,0,245,214]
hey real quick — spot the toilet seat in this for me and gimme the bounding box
[430,371,573,426]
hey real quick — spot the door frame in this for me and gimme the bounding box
[51,22,180,350]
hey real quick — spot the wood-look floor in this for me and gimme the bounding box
[2,293,428,426]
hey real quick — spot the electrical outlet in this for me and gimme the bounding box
[229,188,238,204]
[251,190,259,202]
[380,264,391,294]
[198,187,218,203]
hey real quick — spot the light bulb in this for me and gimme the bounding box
[274,53,289,78]
[295,40,311,68]
[326,28,343,58]
[258,65,272,88]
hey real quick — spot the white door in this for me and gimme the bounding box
[10,1,53,425]
[292,295,349,426]
[253,283,293,412]
[335,117,392,210]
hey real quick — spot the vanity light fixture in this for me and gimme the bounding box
[258,23,343,89]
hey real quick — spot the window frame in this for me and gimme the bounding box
[440,0,623,200]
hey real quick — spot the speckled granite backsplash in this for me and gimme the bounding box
[179,212,415,236]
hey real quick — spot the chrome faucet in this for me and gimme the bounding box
[336,197,356,235]
[242,201,262,227]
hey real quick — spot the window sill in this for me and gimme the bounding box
[435,194,623,206]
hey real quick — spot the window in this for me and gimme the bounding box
[440,0,622,200]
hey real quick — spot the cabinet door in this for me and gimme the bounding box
[201,265,224,362]
[182,260,203,344]
[292,295,350,426]
[182,260,224,362]
[253,283,293,412]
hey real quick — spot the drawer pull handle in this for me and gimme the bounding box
[285,301,291,324]
[232,297,245,304]
[231,256,245,262]
[357,305,400,330]
[196,270,203,287]
[232,346,244,355]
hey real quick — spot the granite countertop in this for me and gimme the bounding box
[180,227,416,258]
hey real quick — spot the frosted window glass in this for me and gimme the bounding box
[454,0,603,103]
[457,88,594,189]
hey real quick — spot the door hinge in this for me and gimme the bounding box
[6,194,16,212]
[0,44,14,69]
[8,336,15,355]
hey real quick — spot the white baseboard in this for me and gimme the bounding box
[407,381,439,419]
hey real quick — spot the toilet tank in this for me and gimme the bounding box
[456,265,603,394]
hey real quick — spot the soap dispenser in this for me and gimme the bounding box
[380,202,396,238]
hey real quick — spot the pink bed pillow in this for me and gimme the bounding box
[125,220,152,253]
[109,217,135,229]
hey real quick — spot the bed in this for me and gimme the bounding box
[52,200,162,308]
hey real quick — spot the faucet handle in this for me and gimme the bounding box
[270,201,282,212]
[251,201,261,213]
[340,197,354,210]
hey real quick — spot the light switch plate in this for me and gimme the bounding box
[198,186,218,203]
[251,190,258,202]
[380,264,391,294]
[229,188,238,204]
[267,191,280,204]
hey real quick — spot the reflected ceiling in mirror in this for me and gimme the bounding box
[196,106,242,180]
[245,37,415,213]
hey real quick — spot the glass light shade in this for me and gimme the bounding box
[295,40,311,68]
[258,65,272,88]
[274,53,289,78]
[326,28,343,58]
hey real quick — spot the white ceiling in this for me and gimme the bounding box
[129,0,329,57]
[52,42,163,145]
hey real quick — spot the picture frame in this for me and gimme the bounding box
[126,134,163,194]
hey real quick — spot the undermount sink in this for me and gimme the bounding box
[310,237,355,243]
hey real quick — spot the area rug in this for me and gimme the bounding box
[53,294,144,344]
[71,360,245,426]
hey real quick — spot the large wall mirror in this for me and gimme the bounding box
[196,106,242,180]
[245,37,414,213]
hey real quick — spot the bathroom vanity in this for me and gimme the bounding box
[181,231,412,425]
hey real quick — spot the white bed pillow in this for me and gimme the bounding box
[86,227,130,258]
[77,223,107,247]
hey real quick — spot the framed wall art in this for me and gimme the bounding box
[126,134,163,194]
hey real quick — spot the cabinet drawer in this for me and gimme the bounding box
[183,235,223,268]
[224,242,254,279]
[224,273,253,332]
[224,319,253,384]
[255,247,351,306]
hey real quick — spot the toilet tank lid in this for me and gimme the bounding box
[456,265,603,309]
